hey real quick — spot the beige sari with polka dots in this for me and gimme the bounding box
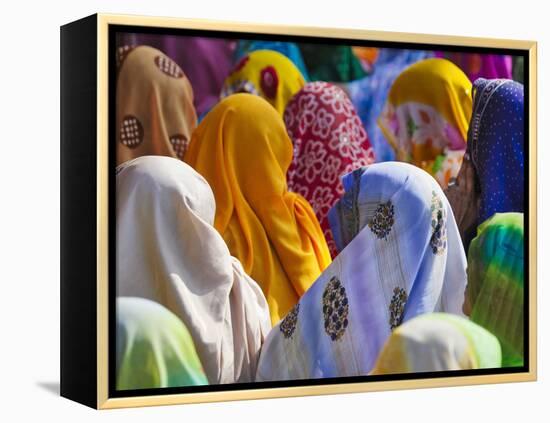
[116,45,197,165]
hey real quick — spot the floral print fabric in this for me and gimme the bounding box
[377,58,473,188]
[285,82,375,256]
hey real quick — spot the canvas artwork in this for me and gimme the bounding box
[60,14,536,409]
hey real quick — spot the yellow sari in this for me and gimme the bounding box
[220,49,306,116]
[378,58,472,187]
[185,94,331,324]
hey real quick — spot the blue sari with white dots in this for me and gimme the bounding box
[469,78,525,224]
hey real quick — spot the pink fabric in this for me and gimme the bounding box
[434,52,513,81]
[284,82,375,257]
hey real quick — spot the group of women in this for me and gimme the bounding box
[114,37,525,390]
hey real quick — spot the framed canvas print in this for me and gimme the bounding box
[60,13,537,409]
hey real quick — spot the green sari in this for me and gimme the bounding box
[467,213,524,367]
[116,297,208,390]
[298,44,366,82]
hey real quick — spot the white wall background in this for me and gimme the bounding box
[0,0,546,421]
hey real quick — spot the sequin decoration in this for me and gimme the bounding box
[389,287,407,330]
[322,276,349,341]
[154,55,184,78]
[279,303,300,339]
[119,115,144,149]
[429,191,447,255]
[169,134,189,160]
[368,201,395,240]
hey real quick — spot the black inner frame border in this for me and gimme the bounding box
[108,23,531,399]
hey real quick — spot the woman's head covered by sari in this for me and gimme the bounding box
[284,81,375,257]
[116,156,271,384]
[371,313,501,374]
[466,212,524,367]
[220,49,306,116]
[256,162,467,381]
[116,45,197,165]
[378,58,473,187]
[116,297,208,389]
[235,40,310,81]
[468,79,524,225]
[185,94,331,325]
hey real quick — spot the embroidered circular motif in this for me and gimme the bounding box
[368,201,395,240]
[279,303,300,339]
[119,115,144,149]
[169,134,189,160]
[322,276,349,341]
[389,287,407,330]
[154,55,184,78]
[430,191,447,255]
[116,45,135,70]
[260,66,279,99]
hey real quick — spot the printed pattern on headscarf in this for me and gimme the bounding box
[116,45,198,165]
[284,82,375,257]
[256,162,467,381]
[116,297,208,389]
[377,58,473,188]
[348,48,434,161]
[468,79,524,225]
[116,34,237,117]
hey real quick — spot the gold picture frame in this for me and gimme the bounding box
[60,13,537,409]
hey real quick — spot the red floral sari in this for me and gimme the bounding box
[284,82,375,257]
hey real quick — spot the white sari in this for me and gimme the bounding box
[116,156,271,384]
[256,162,466,381]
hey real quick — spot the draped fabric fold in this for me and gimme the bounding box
[284,81,375,257]
[378,58,473,187]
[466,212,524,367]
[115,34,236,116]
[348,48,434,161]
[116,156,271,384]
[371,313,502,374]
[256,162,467,381]
[468,78,525,225]
[185,94,331,325]
[116,45,197,165]
[116,297,208,389]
